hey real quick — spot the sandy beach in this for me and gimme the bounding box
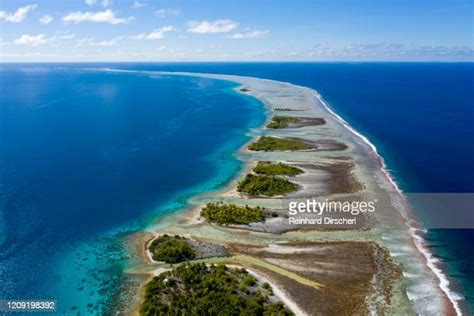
[125,72,461,315]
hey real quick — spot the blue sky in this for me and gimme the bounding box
[0,0,472,61]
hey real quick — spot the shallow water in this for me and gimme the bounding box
[0,66,265,313]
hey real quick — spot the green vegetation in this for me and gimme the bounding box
[148,235,195,264]
[201,202,265,225]
[243,274,258,286]
[248,136,310,152]
[140,263,293,316]
[254,161,303,176]
[262,282,273,292]
[267,115,300,129]
[237,174,298,196]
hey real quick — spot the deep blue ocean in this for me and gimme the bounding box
[1,63,473,313]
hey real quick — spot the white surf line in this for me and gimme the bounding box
[307,88,463,316]
[234,70,464,315]
[73,67,463,314]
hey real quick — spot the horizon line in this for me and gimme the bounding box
[1,60,473,64]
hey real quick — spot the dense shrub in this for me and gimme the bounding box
[254,161,303,176]
[148,235,195,264]
[237,174,297,196]
[248,136,310,151]
[267,115,300,129]
[201,202,265,225]
[140,263,293,316]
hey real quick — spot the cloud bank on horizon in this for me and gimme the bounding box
[0,0,472,62]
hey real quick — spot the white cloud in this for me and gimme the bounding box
[39,15,53,25]
[95,40,116,46]
[62,10,128,24]
[187,19,238,34]
[155,8,181,18]
[11,33,74,46]
[93,37,121,46]
[229,29,268,39]
[0,4,37,23]
[132,1,147,9]
[133,25,173,40]
[14,34,46,46]
[85,0,110,6]
[75,36,122,47]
